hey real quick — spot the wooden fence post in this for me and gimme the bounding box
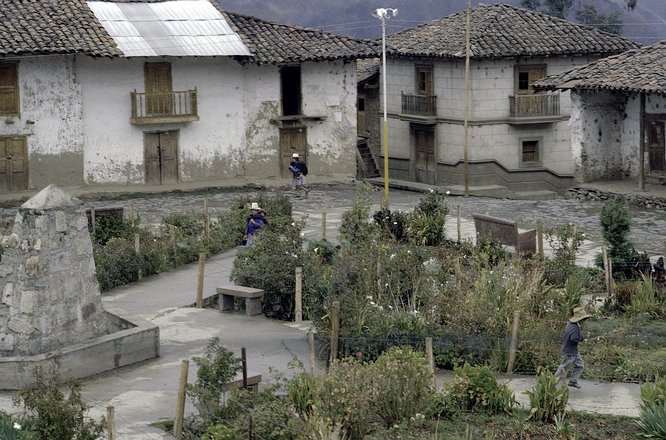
[537,221,544,257]
[170,224,176,255]
[173,360,189,439]
[425,337,436,389]
[107,406,115,440]
[321,212,327,239]
[506,310,521,374]
[308,328,316,377]
[204,198,210,241]
[241,347,248,389]
[134,233,142,280]
[196,253,206,308]
[329,301,340,366]
[295,267,303,323]
[603,247,612,297]
[127,203,134,226]
[457,205,461,243]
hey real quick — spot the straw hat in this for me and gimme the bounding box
[250,202,262,211]
[292,153,299,158]
[569,306,592,323]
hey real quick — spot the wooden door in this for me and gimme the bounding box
[144,131,179,184]
[414,128,435,184]
[144,62,173,116]
[648,120,665,174]
[0,136,28,192]
[280,127,307,178]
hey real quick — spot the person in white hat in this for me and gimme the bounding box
[244,202,268,246]
[288,153,309,194]
[554,306,592,388]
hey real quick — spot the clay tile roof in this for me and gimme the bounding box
[385,3,639,60]
[218,10,379,65]
[534,40,666,95]
[0,0,122,57]
[357,58,380,83]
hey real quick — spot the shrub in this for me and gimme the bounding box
[0,411,36,440]
[444,364,515,414]
[637,377,666,438]
[186,337,242,423]
[544,223,585,286]
[339,183,378,247]
[627,274,665,317]
[525,368,569,423]
[373,208,409,242]
[13,366,105,440]
[407,190,448,246]
[201,423,235,440]
[369,346,434,427]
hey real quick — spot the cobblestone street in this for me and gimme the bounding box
[2,183,660,265]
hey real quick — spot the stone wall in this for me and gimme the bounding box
[566,187,666,210]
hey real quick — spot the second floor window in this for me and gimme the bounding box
[416,66,433,96]
[145,62,173,115]
[0,63,19,116]
[515,65,545,95]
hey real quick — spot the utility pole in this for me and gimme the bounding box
[463,0,472,196]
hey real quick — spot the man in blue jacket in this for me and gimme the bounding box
[554,306,592,388]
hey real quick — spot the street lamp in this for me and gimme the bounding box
[373,7,398,209]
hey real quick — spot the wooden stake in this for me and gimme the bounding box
[241,347,248,389]
[506,310,521,374]
[329,301,340,366]
[205,214,210,241]
[196,253,206,308]
[295,267,303,323]
[308,328,316,377]
[603,248,611,297]
[608,257,613,297]
[134,233,142,280]
[128,203,134,226]
[107,406,115,440]
[321,212,327,239]
[203,197,208,214]
[456,205,461,243]
[173,359,189,439]
[425,337,435,389]
[537,221,544,257]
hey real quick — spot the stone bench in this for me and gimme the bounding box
[472,213,536,254]
[222,371,262,394]
[216,285,264,315]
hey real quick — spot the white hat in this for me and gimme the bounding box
[569,306,592,323]
[292,153,299,158]
[250,202,262,211]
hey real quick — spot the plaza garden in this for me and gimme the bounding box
[1,185,665,439]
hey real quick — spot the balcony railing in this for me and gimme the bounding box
[401,93,437,116]
[509,93,560,118]
[130,89,199,124]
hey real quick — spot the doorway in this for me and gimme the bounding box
[0,136,28,192]
[279,127,307,178]
[413,126,436,185]
[144,131,179,184]
[648,120,665,174]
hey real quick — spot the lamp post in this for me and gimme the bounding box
[373,7,398,209]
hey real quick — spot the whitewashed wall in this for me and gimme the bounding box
[382,54,601,176]
[77,56,356,185]
[0,55,85,188]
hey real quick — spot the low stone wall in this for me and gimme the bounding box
[0,311,159,390]
[566,187,666,210]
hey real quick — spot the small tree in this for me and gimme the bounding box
[599,197,635,265]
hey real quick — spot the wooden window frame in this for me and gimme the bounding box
[514,64,546,95]
[519,138,542,167]
[415,64,434,96]
[0,62,20,117]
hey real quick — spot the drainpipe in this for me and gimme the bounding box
[639,92,645,191]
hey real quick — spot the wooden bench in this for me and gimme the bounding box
[472,213,536,254]
[216,285,264,315]
[222,371,262,394]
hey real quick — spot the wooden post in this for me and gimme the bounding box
[248,415,253,440]
[205,214,211,241]
[203,197,208,214]
[134,233,142,280]
[506,310,521,374]
[308,328,316,377]
[425,337,436,389]
[241,347,248,389]
[321,212,327,239]
[128,203,134,226]
[329,301,340,366]
[456,205,461,243]
[608,257,613,297]
[537,221,544,258]
[196,253,206,308]
[107,406,115,440]
[295,267,303,323]
[170,225,177,257]
[173,359,189,439]
[603,248,611,297]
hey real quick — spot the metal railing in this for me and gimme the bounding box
[130,89,198,122]
[401,93,437,116]
[509,93,560,118]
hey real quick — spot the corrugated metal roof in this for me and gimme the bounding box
[87,0,252,57]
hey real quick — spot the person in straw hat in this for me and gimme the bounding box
[288,152,309,194]
[554,306,592,388]
[244,202,268,246]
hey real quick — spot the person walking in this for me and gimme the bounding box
[289,153,309,194]
[244,202,268,246]
[554,306,592,388]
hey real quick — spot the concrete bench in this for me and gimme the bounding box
[472,213,536,254]
[216,285,264,315]
[222,371,262,394]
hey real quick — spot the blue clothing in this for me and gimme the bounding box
[245,213,267,237]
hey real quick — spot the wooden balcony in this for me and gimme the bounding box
[401,93,437,117]
[509,93,560,121]
[130,89,199,125]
